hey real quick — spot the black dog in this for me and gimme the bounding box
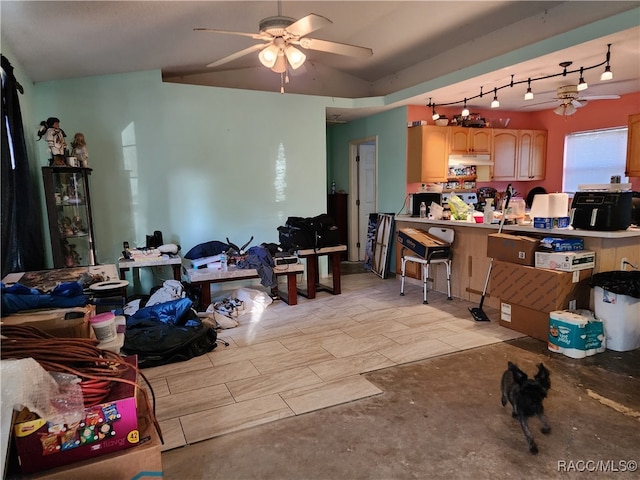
[501,361,551,454]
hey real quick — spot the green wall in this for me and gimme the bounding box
[327,107,408,272]
[31,70,330,273]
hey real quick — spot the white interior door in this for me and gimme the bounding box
[349,138,377,261]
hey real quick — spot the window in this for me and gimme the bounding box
[563,127,628,193]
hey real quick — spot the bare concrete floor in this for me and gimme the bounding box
[162,337,640,479]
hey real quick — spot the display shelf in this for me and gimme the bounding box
[42,167,97,268]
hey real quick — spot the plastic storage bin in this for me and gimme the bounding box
[590,271,640,352]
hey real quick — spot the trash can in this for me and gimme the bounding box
[590,271,640,352]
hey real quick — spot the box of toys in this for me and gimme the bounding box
[13,357,139,475]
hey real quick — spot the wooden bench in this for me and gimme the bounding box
[183,262,304,308]
[296,245,347,299]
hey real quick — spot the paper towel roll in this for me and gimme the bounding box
[530,194,550,218]
[548,193,569,217]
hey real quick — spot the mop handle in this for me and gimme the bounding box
[497,184,513,234]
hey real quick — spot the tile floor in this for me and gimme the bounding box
[142,272,523,451]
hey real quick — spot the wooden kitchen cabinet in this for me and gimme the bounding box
[407,125,449,182]
[626,113,640,177]
[492,129,546,181]
[449,127,492,154]
[492,129,519,180]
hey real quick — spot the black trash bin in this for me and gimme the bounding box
[590,270,640,352]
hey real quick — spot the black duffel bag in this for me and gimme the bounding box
[278,214,340,251]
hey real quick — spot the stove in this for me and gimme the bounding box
[442,191,478,205]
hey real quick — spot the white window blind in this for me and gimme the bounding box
[563,127,628,192]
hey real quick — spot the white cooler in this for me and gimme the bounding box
[594,286,640,351]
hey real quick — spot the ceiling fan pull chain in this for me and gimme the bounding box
[280,72,285,94]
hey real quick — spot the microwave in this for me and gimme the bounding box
[408,193,442,217]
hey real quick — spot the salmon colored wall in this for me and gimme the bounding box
[407,92,640,197]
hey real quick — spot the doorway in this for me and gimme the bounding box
[348,137,377,262]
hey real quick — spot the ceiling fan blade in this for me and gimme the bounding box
[580,94,620,100]
[286,13,332,37]
[206,43,266,68]
[297,38,373,57]
[194,28,269,41]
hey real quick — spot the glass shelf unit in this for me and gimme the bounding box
[42,167,96,268]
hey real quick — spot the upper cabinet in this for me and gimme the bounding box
[626,113,640,177]
[449,127,492,154]
[407,126,449,182]
[407,125,547,183]
[492,129,519,180]
[492,129,547,181]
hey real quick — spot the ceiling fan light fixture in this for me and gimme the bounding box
[285,45,306,69]
[554,102,577,116]
[259,44,279,68]
[271,53,287,73]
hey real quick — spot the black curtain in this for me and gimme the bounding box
[1,54,45,277]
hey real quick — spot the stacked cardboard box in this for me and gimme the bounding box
[492,262,592,341]
[487,233,540,266]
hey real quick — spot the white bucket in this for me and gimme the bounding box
[90,312,118,343]
[594,286,640,351]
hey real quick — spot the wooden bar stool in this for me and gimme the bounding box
[400,227,454,304]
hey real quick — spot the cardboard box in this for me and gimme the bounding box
[22,394,162,480]
[533,217,570,229]
[539,237,584,252]
[397,227,450,259]
[1,306,94,339]
[499,302,549,341]
[14,357,139,475]
[487,233,540,266]
[548,310,605,359]
[534,250,595,272]
[490,261,591,312]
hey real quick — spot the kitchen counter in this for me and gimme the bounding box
[394,215,640,310]
[395,215,640,238]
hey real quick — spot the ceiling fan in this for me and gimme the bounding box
[194,3,372,92]
[526,84,620,116]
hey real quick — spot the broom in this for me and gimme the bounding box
[469,184,513,322]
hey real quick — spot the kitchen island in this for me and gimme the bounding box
[394,215,640,309]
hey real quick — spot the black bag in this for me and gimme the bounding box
[122,317,218,368]
[278,214,340,250]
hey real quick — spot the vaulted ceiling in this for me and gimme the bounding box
[2,1,638,122]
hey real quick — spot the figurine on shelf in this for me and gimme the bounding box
[63,241,81,267]
[71,132,89,167]
[72,215,86,233]
[59,216,75,237]
[37,117,67,166]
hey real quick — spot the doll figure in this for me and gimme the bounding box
[37,117,67,166]
[71,132,89,167]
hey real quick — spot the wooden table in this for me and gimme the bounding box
[184,263,305,308]
[118,255,182,281]
[296,245,347,299]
